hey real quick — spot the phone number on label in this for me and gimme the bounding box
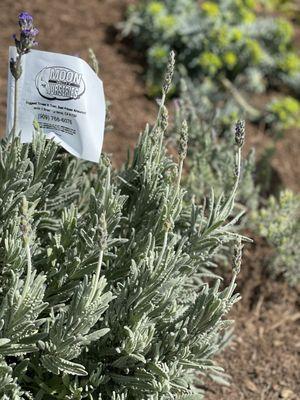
[38,114,72,125]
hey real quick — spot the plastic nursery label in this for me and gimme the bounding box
[6,47,106,162]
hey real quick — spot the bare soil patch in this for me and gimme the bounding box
[206,237,300,400]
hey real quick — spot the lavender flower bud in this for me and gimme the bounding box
[178,120,188,160]
[232,238,243,275]
[160,106,169,133]
[19,27,39,53]
[235,120,245,148]
[20,197,31,244]
[88,48,99,75]
[163,51,175,95]
[99,213,108,249]
[19,12,33,30]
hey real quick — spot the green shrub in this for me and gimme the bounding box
[266,96,300,132]
[0,68,245,398]
[122,0,300,129]
[259,0,297,14]
[252,190,300,287]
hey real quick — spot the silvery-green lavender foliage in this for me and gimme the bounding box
[122,0,300,131]
[0,68,245,398]
[252,190,300,287]
[174,80,259,212]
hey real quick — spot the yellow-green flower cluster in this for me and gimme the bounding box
[268,96,300,129]
[245,39,264,64]
[198,52,222,75]
[223,51,238,69]
[201,1,220,17]
[228,0,257,22]
[149,44,169,62]
[156,14,176,30]
[145,1,176,35]
[147,1,165,16]
[211,26,231,47]
[278,52,300,75]
[240,8,256,23]
[230,27,243,42]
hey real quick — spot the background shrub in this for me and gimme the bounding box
[122,0,300,131]
[252,190,300,287]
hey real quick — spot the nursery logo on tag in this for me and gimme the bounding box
[35,66,86,101]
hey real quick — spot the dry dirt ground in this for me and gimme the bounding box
[0,1,299,399]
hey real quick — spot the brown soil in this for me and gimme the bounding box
[0,1,299,399]
[205,238,300,400]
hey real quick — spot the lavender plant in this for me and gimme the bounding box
[252,190,300,287]
[0,49,246,398]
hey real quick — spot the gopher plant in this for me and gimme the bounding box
[122,0,300,132]
[0,57,245,399]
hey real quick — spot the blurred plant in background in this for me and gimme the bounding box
[259,0,299,15]
[252,190,300,287]
[173,79,259,213]
[122,0,300,133]
[266,96,300,134]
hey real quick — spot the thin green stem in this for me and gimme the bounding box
[12,77,19,138]
[176,158,184,195]
[11,55,22,138]
[233,147,242,195]
[219,147,241,221]
[21,241,32,302]
[225,272,238,302]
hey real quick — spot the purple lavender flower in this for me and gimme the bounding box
[20,27,39,50]
[19,12,33,30]
[21,28,39,37]
[11,12,39,79]
[13,12,38,55]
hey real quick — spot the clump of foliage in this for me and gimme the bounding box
[266,96,300,133]
[122,0,300,131]
[0,56,246,398]
[252,190,300,287]
[259,0,298,15]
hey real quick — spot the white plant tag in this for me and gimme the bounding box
[6,47,106,162]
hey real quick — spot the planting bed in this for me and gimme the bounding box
[0,0,299,398]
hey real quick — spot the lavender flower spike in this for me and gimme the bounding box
[19,12,33,30]
[13,11,39,57]
[10,12,39,137]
